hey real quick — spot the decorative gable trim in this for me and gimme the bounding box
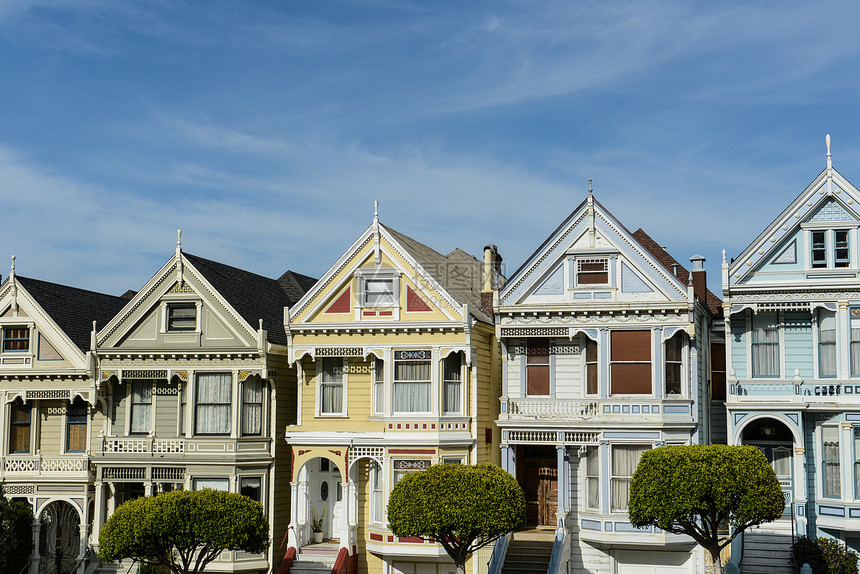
[324,287,352,314]
[406,285,432,312]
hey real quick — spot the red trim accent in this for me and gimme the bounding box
[431,424,436,429]
[398,536,425,543]
[324,287,351,314]
[406,285,433,312]
[278,546,296,574]
[387,535,395,542]
[388,448,436,454]
[363,310,377,317]
[332,546,349,574]
[422,423,427,429]
[378,310,393,316]
[370,532,383,541]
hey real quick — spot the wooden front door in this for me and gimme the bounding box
[519,446,559,526]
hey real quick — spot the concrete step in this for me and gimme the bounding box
[742,531,794,574]
[502,535,553,574]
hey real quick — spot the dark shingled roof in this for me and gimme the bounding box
[183,253,317,346]
[14,276,129,353]
[631,229,723,318]
[382,225,494,324]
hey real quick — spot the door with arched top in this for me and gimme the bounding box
[39,500,81,574]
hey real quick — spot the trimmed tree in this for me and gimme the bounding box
[99,489,269,574]
[0,486,34,573]
[628,444,785,574]
[387,463,526,574]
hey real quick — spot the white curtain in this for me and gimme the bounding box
[196,373,232,434]
[242,378,263,435]
[823,427,841,497]
[374,359,384,414]
[586,446,599,509]
[394,360,431,413]
[130,381,152,434]
[772,447,791,478]
[320,358,343,414]
[372,462,384,523]
[443,354,461,414]
[751,313,779,377]
[611,445,648,511]
[819,311,837,377]
[851,328,860,376]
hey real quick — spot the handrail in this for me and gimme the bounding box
[486,533,511,574]
[547,526,566,574]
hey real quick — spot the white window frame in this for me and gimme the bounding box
[127,379,154,436]
[355,269,400,309]
[802,224,860,270]
[610,444,650,512]
[664,332,685,397]
[1,324,31,354]
[748,310,782,379]
[372,356,385,416]
[316,357,348,417]
[573,257,610,288]
[193,477,230,492]
[816,309,837,379]
[161,300,202,333]
[442,352,463,416]
[584,446,599,511]
[194,372,233,436]
[371,461,385,524]
[392,350,432,415]
[238,474,265,508]
[821,425,841,499]
[241,377,266,436]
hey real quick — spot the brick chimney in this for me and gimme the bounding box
[689,255,707,303]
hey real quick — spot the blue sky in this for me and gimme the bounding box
[3,1,860,298]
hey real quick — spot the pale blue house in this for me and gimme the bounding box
[724,136,860,569]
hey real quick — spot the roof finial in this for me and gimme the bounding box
[9,254,15,279]
[826,134,833,191]
[588,179,593,195]
[373,200,381,266]
[722,249,727,265]
[176,229,182,254]
[826,134,832,166]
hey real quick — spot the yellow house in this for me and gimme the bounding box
[285,208,501,574]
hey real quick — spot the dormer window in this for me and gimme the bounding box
[808,228,852,269]
[167,303,197,331]
[2,326,29,352]
[576,258,608,286]
[355,269,400,308]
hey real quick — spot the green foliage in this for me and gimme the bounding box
[99,489,269,574]
[628,444,784,572]
[791,536,825,572]
[817,537,858,574]
[0,486,34,573]
[387,464,525,572]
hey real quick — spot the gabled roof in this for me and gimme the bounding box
[14,276,128,352]
[383,225,493,324]
[183,253,317,346]
[632,229,723,317]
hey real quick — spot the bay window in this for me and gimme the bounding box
[585,338,598,395]
[610,331,651,395]
[818,310,837,378]
[66,398,87,452]
[526,338,550,396]
[851,308,860,377]
[822,426,841,498]
[130,380,153,434]
[585,446,599,510]
[611,445,649,511]
[319,358,344,415]
[665,333,683,395]
[9,400,30,453]
[393,350,431,413]
[751,312,779,378]
[443,352,462,414]
[195,373,231,435]
[242,378,264,435]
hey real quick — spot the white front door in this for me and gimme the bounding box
[331,468,346,536]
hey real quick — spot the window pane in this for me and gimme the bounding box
[611,445,649,511]
[443,353,462,413]
[374,358,384,414]
[610,364,651,394]
[9,402,30,453]
[130,380,153,434]
[67,422,87,452]
[168,304,197,331]
[196,373,231,434]
[194,478,229,491]
[611,331,650,362]
[752,312,779,377]
[3,327,30,352]
[242,378,263,435]
[365,279,395,305]
[820,311,837,378]
[823,426,840,497]
[527,339,551,395]
[240,477,262,502]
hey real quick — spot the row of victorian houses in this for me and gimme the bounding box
[1,137,858,574]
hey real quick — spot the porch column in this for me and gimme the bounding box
[653,327,663,400]
[28,517,40,574]
[599,441,610,515]
[598,329,609,399]
[91,480,104,548]
[794,414,809,537]
[842,422,854,504]
[288,481,300,549]
[77,524,89,574]
[501,443,513,475]
[556,444,567,516]
[106,483,117,517]
[838,302,850,379]
[342,480,355,549]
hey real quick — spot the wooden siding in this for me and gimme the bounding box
[731,314,747,379]
[784,311,813,378]
[270,351,295,558]
[111,384,127,436]
[154,389,179,437]
[38,400,64,455]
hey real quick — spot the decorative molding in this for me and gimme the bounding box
[292,235,373,319]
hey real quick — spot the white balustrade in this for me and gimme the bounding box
[502,398,599,419]
[3,454,88,474]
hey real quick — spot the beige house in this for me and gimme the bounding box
[90,241,315,573]
[0,257,128,574]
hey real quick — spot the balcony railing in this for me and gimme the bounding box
[3,453,89,474]
[499,397,692,421]
[729,380,860,403]
[96,435,272,457]
[100,436,186,454]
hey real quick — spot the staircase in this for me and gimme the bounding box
[95,558,137,574]
[501,530,555,574]
[289,541,340,574]
[741,522,794,574]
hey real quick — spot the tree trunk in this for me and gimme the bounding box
[455,563,466,574]
[708,546,724,574]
